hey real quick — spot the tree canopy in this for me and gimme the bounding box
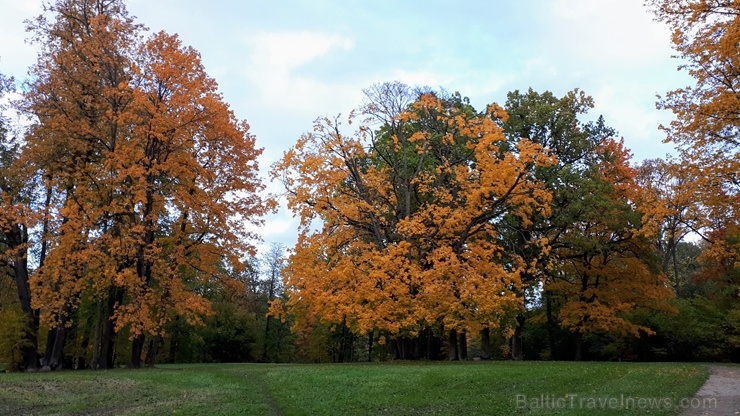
[11,0,272,369]
[1,0,739,369]
[272,88,555,347]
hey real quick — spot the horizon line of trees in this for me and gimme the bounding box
[1,0,739,370]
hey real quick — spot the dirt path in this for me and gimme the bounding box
[680,365,740,415]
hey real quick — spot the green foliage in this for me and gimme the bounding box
[0,307,28,372]
[162,316,206,364]
[201,301,259,363]
[631,298,740,362]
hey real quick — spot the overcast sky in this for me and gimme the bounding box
[0,0,693,252]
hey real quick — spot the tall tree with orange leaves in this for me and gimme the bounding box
[648,0,740,272]
[20,0,270,368]
[272,85,555,360]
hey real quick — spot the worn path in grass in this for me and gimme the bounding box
[680,365,740,416]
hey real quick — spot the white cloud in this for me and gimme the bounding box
[249,31,354,72]
[242,31,356,113]
[0,1,42,78]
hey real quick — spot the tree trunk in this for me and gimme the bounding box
[457,331,468,361]
[480,328,491,360]
[90,299,104,369]
[545,291,558,360]
[129,334,145,368]
[47,323,67,370]
[511,315,525,360]
[367,331,373,362]
[574,331,583,361]
[12,244,39,371]
[42,327,56,368]
[100,288,122,369]
[447,329,458,361]
[145,335,161,367]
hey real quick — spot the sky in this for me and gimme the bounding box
[0,0,694,253]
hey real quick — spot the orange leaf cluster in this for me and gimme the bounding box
[20,1,271,342]
[273,92,555,337]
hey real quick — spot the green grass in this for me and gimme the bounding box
[0,361,708,416]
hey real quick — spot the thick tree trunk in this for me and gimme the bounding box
[145,335,161,367]
[511,315,525,360]
[129,334,145,368]
[41,327,55,368]
[367,331,373,362]
[574,331,584,361]
[457,331,468,361]
[393,337,407,360]
[99,288,122,369]
[425,328,442,360]
[447,329,458,361]
[480,328,491,360]
[90,299,104,369]
[42,300,73,371]
[46,324,67,370]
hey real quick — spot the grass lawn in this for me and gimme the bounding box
[0,361,708,416]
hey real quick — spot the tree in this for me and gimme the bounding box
[500,88,612,360]
[648,0,740,270]
[635,157,705,296]
[261,243,287,362]
[21,0,270,369]
[272,84,555,360]
[0,72,41,371]
[500,89,675,360]
[547,139,675,360]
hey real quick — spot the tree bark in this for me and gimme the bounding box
[145,335,161,367]
[545,291,558,360]
[480,328,491,360]
[129,334,145,368]
[574,331,584,361]
[47,323,67,370]
[457,331,468,361]
[447,329,458,361]
[99,288,123,369]
[511,315,525,360]
[11,239,39,371]
[90,299,104,369]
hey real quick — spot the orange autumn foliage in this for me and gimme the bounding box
[649,0,740,269]
[272,92,556,338]
[21,0,270,349]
